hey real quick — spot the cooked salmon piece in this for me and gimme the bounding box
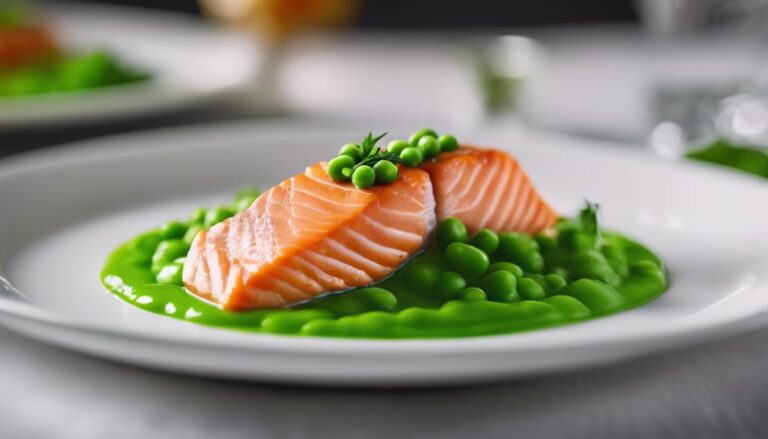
[183,162,436,310]
[422,147,558,235]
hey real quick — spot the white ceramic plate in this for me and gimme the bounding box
[1,122,768,386]
[0,2,262,128]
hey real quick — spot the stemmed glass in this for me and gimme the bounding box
[198,0,359,107]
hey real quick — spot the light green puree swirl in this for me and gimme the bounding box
[101,192,667,339]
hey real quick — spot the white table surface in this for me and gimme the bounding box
[2,324,768,439]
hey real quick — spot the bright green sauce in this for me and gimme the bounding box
[100,192,667,339]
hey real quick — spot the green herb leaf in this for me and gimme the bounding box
[579,201,600,239]
[359,132,388,158]
[348,131,406,171]
[353,151,405,171]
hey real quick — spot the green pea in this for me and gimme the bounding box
[387,139,411,155]
[458,287,487,301]
[189,208,207,225]
[435,271,467,300]
[560,229,597,253]
[551,266,570,280]
[204,207,235,228]
[263,310,335,334]
[313,287,398,316]
[518,277,547,300]
[339,143,362,161]
[356,287,398,311]
[402,261,441,290]
[498,232,544,273]
[235,187,260,200]
[352,165,376,189]
[399,147,423,167]
[417,136,441,159]
[129,233,161,254]
[480,271,519,303]
[571,233,597,252]
[535,234,558,252]
[151,239,190,275]
[156,262,184,285]
[569,251,621,286]
[409,128,438,146]
[472,228,499,255]
[183,224,203,245]
[234,196,256,212]
[438,134,459,152]
[560,279,623,314]
[437,217,468,250]
[544,274,568,292]
[233,188,260,211]
[159,221,187,240]
[444,242,490,278]
[630,260,666,287]
[487,262,524,279]
[543,295,591,320]
[630,260,660,275]
[327,155,356,182]
[373,160,399,184]
[602,243,629,277]
[522,253,545,274]
[527,274,549,290]
[498,231,532,256]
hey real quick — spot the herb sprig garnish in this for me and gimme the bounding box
[349,151,405,173]
[579,201,601,243]
[358,132,388,159]
[338,132,407,178]
[326,129,460,189]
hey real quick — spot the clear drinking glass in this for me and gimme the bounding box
[639,0,768,158]
[636,0,768,35]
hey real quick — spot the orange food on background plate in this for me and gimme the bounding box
[0,24,56,71]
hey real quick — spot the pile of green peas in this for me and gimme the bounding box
[147,188,260,286]
[327,128,460,189]
[400,217,569,303]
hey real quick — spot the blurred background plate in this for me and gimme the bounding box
[0,2,264,129]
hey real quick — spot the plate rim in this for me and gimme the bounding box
[2,120,768,357]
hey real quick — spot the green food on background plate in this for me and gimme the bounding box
[0,51,151,98]
[686,139,768,178]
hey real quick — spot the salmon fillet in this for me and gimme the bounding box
[183,162,436,310]
[422,147,558,235]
